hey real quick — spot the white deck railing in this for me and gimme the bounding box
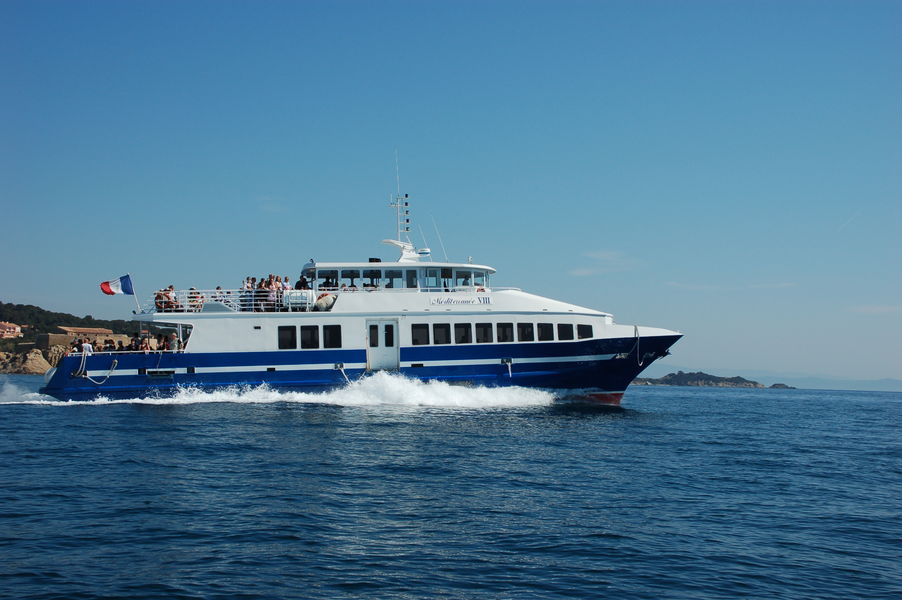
[143,288,312,314]
[140,285,512,314]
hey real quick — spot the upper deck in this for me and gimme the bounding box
[142,259,499,315]
[138,258,610,320]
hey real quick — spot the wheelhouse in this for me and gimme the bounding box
[304,261,495,293]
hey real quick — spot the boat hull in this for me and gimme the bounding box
[39,335,680,403]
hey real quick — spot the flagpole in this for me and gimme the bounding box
[128,273,142,313]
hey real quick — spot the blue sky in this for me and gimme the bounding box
[2,0,900,382]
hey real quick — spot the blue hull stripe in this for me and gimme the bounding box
[40,335,681,401]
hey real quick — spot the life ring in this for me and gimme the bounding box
[317,293,331,301]
[476,287,485,292]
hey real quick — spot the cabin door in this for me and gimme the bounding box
[366,320,399,371]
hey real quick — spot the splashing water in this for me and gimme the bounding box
[0,378,51,405]
[0,371,556,409]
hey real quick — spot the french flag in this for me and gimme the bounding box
[100,274,135,296]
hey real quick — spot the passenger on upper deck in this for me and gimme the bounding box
[166,285,181,311]
[295,276,309,290]
[269,277,281,310]
[255,280,267,312]
[154,286,180,311]
[188,288,204,312]
[240,277,254,311]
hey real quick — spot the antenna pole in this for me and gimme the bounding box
[418,225,430,253]
[388,193,410,244]
[432,217,449,262]
[395,149,401,195]
[386,151,418,257]
[387,150,412,242]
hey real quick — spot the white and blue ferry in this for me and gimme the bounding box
[41,195,681,404]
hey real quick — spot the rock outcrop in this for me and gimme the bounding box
[634,371,765,388]
[45,345,68,367]
[633,371,798,389]
[0,349,52,375]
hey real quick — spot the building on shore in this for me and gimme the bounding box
[36,326,126,350]
[0,322,23,339]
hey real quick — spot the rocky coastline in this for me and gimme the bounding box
[0,346,67,375]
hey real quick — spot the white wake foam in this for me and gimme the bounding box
[0,378,52,405]
[1,371,555,409]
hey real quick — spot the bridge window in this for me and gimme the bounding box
[406,270,418,289]
[384,270,402,289]
[538,323,554,341]
[517,323,534,342]
[497,323,514,343]
[454,323,472,344]
[340,269,361,288]
[474,271,486,288]
[425,269,441,290]
[475,323,493,343]
[558,323,574,340]
[363,269,382,289]
[433,324,451,345]
[301,325,319,349]
[578,324,593,339]
[454,270,472,288]
[323,325,342,348]
[317,269,339,290]
[278,326,297,349]
[411,324,430,345]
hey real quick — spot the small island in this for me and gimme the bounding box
[633,371,795,389]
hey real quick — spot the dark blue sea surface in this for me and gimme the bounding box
[1,374,900,599]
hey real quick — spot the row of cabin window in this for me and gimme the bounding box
[411,322,593,346]
[278,325,342,350]
[314,268,488,290]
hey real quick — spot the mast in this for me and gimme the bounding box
[383,151,429,261]
[389,192,411,244]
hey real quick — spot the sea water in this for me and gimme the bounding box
[1,374,899,599]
